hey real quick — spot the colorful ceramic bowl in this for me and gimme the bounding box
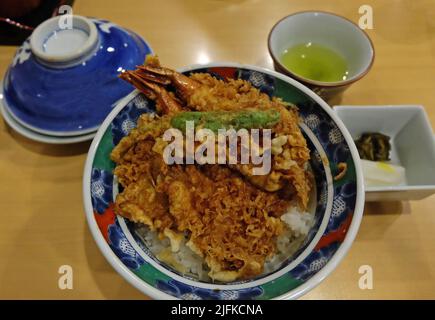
[2,15,152,137]
[83,64,364,299]
[268,11,374,102]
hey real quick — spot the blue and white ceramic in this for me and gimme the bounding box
[83,63,365,300]
[2,15,152,136]
[0,91,95,144]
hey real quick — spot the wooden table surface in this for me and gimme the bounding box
[1,0,435,299]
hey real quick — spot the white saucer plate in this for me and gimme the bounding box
[0,94,96,144]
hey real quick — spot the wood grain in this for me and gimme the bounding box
[0,0,434,299]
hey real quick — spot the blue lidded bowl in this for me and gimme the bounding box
[2,15,152,136]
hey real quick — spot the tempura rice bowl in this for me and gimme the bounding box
[83,63,364,299]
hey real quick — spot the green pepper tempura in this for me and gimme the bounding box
[170,109,281,133]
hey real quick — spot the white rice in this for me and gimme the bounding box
[280,207,314,237]
[135,206,314,282]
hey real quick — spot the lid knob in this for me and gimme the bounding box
[30,15,98,68]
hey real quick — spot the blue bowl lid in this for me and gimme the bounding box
[3,16,152,136]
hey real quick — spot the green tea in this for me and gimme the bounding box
[280,43,349,82]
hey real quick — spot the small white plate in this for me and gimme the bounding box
[1,93,95,144]
[334,105,435,201]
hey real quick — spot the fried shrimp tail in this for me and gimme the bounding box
[117,56,311,210]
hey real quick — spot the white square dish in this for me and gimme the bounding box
[334,105,435,202]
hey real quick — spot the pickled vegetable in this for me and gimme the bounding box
[361,159,406,187]
[355,132,391,161]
